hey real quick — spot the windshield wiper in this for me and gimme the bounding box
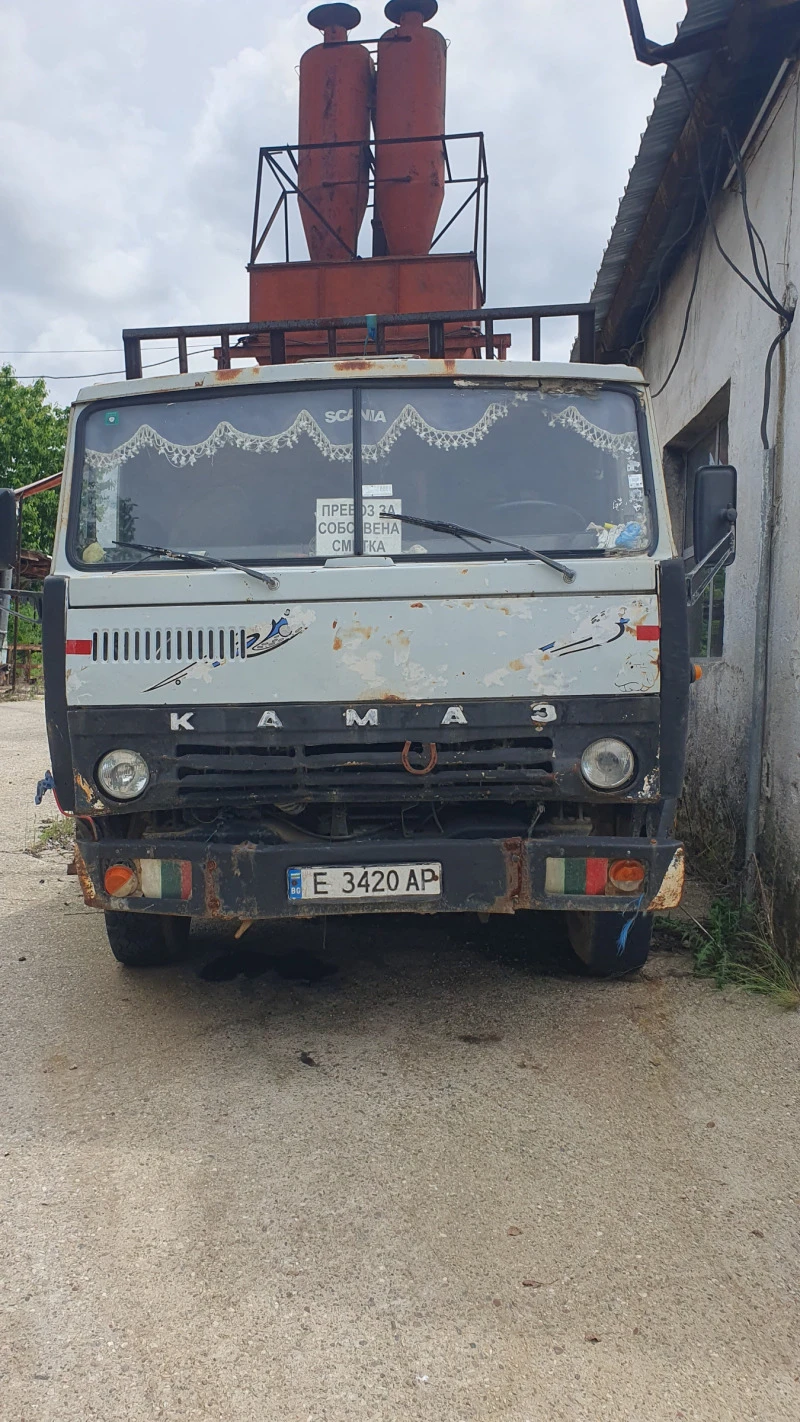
[381,512,576,584]
[112,541,280,590]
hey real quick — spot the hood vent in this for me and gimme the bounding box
[91,626,248,665]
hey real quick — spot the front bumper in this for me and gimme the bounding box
[76,835,685,920]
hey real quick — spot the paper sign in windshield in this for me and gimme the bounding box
[316,499,402,557]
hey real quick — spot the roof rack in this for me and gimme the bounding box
[121,304,597,379]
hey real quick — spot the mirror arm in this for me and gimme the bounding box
[685,528,736,607]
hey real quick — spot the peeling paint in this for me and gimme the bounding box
[74,846,98,906]
[75,773,105,812]
[65,593,660,706]
[649,848,686,911]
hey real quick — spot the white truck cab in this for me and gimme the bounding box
[6,353,735,974]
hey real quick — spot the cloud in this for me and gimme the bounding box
[0,0,684,400]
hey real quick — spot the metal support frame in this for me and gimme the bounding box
[249,131,490,297]
[622,0,729,65]
[122,304,597,379]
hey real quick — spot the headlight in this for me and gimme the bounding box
[580,738,636,792]
[97,749,150,800]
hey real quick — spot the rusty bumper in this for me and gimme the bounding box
[76,836,684,921]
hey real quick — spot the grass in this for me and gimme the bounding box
[660,867,800,1011]
[27,815,75,856]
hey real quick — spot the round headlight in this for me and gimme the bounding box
[580,738,636,792]
[97,749,150,801]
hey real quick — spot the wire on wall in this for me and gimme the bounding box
[651,60,795,450]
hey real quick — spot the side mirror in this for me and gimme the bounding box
[0,488,18,572]
[693,464,737,567]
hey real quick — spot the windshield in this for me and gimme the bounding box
[71,381,651,566]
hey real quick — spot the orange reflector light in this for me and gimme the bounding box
[608,859,646,894]
[104,864,138,899]
[692,663,704,683]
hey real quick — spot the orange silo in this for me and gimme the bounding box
[298,4,374,262]
[375,0,447,257]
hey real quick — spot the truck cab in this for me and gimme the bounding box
[19,352,714,975]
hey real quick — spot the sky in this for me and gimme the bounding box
[0,0,687,405]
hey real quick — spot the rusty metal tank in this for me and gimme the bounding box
[298,4,373,262]
[375,0,447,257]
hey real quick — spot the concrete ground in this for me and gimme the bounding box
[1,698,799,1422]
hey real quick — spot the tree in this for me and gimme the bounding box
[0,366,69,553]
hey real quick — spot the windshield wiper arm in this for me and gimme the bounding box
[112,541,280,590]
[381,512,576,584]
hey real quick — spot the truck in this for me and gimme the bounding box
[0,1,738,977]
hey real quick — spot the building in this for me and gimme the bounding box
[592,0,800,936]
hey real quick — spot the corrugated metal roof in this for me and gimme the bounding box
[590,0,740,333]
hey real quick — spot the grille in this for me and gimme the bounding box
[91,627,248,664]
[173,737,556,801]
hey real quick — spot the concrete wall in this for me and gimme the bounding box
[640,66,800,927]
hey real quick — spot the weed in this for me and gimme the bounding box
[662,871,800,1010]
[27,816,75,856]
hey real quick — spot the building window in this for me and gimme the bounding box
[664,388,730,662]
[685,416,728,659]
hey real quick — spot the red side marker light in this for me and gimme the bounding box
[636,626,660,641]
[65,639,93,656]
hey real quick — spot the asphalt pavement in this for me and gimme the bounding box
[1,697,799,1422]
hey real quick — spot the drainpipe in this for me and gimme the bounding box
[744,329,790,898]
[743,444,776,898]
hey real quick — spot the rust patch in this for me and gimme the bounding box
[340,626,373,642]
[490,838,532,915]
[379,692,405,702]
[215,368,241,382]
[73,846,98,907]
[411,602,425,610]
[333,635,343,652]
[333,359,373,373]
[649,848,686,911]
[508,659,525,672]
[204,857,222,917]
[443,359,457,376]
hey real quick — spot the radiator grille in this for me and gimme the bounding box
[173,737,556,802]
[91,627,248,664]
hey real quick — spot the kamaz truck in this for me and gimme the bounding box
[0,2,737,975]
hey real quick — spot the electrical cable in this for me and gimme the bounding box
[624,190,703,361]
[760,320,792,451]
[665,61,791,320]
[0,346,207,355]
[723,126,784,309]
[8,346,219,382]
[650,59,795,432]
[651,215,709,398]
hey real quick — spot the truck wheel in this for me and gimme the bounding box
[567,911,653,978]
[104,912,191,968]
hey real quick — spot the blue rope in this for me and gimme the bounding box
[617,895,646,955]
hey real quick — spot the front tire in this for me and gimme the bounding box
[567,910,653,978]
[104,911,191,968]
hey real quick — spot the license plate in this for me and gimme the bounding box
[287,863,442,903]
